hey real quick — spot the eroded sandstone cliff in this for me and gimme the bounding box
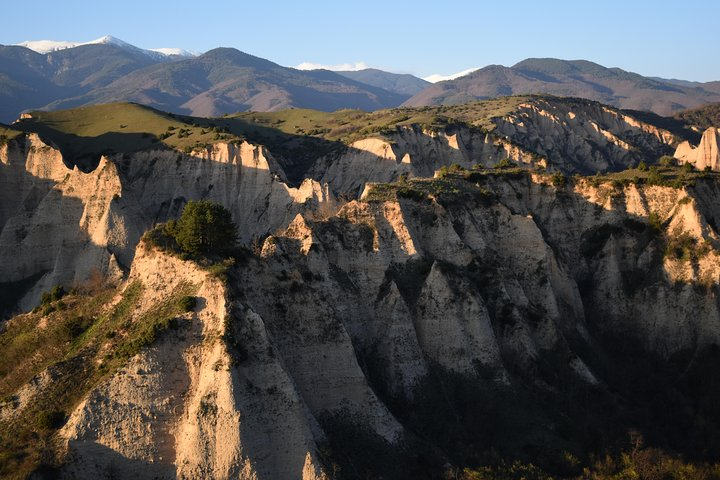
[2,98,719,479]
[3,169,718,479]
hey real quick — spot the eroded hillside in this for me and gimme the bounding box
[2,97,720,479]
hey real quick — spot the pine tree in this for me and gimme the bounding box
[174,200,237,255]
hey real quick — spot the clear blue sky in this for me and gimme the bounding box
[1,0,718,81]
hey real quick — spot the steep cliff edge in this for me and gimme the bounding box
[5,170,720,478]
[0,134,335,313]
[58,242,329,480]
[491,98,679,173]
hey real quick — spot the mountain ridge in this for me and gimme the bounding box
[1,40,720,122]
[0,45,411,121]
[404,57,720,115]
[14,35,197,59]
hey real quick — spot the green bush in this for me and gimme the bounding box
[396,187,428,202]
[62,316,94,339]
[647,167,665,186]
[648,211,663,233]
[551,171,567,188]
[637,161,648,171]
[35,410,65,430]
[494,158,514,169]
[172,201,238,255]
[179,296,197,312]
[40,285,66,306]
[659,155,674,167]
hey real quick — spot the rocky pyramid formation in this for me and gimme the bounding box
[675,127,720,170]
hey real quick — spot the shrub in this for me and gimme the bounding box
[397,187,427,202]
[35,410,65,430]
[62,316,94,339]
[683,162,695,172]
[648,211,663,233]
[40,285,66,306]
[179,296,197,312]
[647,167,665,186]
[637,161,648,171]
[494,158,514,169]
[551,171,567,188]
[659,155,674,167]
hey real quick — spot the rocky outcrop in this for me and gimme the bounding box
[675,127,720,171]
[0,136,336,311]
[308,98,680,198]
[492,98,679,173]
[5,170,720,478]
[0,135,126,310]
[312,127,537,196]
[59,242,329,480]
[1,99,681,312]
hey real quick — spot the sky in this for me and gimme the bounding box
[1,0,718,82]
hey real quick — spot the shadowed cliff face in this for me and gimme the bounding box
[3,171,716,479]
[0,134,336,315]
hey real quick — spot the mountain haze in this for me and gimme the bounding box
[335,68,430,96]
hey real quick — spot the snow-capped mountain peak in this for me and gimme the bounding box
[16,39,83,53]
[14,36,198,58]
[423,67,480,83]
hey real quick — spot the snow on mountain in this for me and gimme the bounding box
[423,67,480,83]
[14,35,197,58]
[16,39,84,53]
[295,61,370,71]
[149,48,198,57]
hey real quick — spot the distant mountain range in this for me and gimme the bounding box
[1,37,719,121]
[403,58,720,115]
[335,68,430,96]
[15,35,198,59]
[0,38,419,121]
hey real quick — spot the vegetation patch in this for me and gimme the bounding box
[663,227,712,262]
[143,200,245,281]
[363,172,495,206]
[674,102,720,132]
[13,103,245,169]
[0,124,23,146]
[584,163,719,190]
[0,279,198,479]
